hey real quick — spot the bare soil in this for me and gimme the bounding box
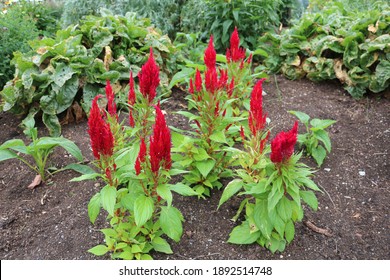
[1,75,389,260]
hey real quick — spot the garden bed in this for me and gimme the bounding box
[0,75,389,260]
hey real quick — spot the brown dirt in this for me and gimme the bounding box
[1,75,389,260]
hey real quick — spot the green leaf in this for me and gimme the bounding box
[193,148,210,161]
[55,75,79,114]
[288,110,310,125]
[277,197,292,222]
[88,245,109,256]
[314,130,332,152]
[268,177,284,211]
[300,190,318,210]
[285,220,295,243]
[169,183,198,196]
[222,20,233,40]
[37,137,83,161]
[62,163,96,175]
[194,159,216,178]
[42,113,61,137]
[69,173,101,182]
[218,179,243,209]
[101,185,117,216]
[311,145,327,166]
[0,139,27,154]
[253,48,268,58]
[53,63,75,88]
[253,200,273,239]
[157,185,172,207]
[159,206,183,242]
[228,222,261,244]
[151,236,173,254]
[209,131,227,143]
[134,195,154,227]
[168,68,195,89]
[310,119,336,130]
[88,193,101,224]
[0,149,18,161]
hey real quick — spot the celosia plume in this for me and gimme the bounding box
[195,69,202,92]
[204,35,216,70]
[149,105,172,173]
[135,138,147,175]
[248,79,267,137]
[88,95,114,160]
[270,121,299,164]
[226,27,246,63]
[138,48,160,103]
[105,80,117,119]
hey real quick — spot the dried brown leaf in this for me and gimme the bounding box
[27,174,42,189]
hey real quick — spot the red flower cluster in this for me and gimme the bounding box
[204,35,216,69]
[138,48,160,103]
[248,78,267,137]
[226,27,246,63]
[105,80,117,119]
[270,121,299,164]
[128,72,136,127]
[134,105,172,175]
[150,105,172,173]
[88,95,114,160]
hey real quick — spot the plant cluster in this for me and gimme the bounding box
[260,1,390,98]
[0,10,177,136]
[75,49,196,260]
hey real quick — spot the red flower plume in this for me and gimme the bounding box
[195,69,202,92]
[88,95,114,160]
[248,79,267,137]
[204,35,216,70]
[105,80,117,119]
[226,27,246,63]
[149,105,172,173]
[270,121,299,164]
[138,48,160,103]
[128,72,136,127]
[135,138,147,175]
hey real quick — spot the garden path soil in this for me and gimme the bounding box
[0,75,389,260]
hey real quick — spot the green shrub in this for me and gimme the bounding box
[0,10,177,136]
[260,1,390,98]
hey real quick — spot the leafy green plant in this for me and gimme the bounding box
[0,10,177,136]
[260,1,390,98]
[0,115,83,183]
[219,98,322,253]
[73,55,196,260]
[289,111,336,167]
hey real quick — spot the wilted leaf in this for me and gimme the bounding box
[27,174,42,189]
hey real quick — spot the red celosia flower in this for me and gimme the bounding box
[88,95,114,160]
[270,121,299,164]
[226,27,246,63]
[135,138,147,175]
[195,69,202,92]
[240,126,245,142]
[149,105,172,173]
[189,78,194,95]
[138,48,160,103]
[228,78,235,98]
[205,67,218,94]
[204,35,216,70]
[248,79,267,137]
[105,80,117,119]
[218,69,228,90]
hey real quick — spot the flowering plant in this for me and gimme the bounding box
[219,82,322,253]
[74,49,195,260]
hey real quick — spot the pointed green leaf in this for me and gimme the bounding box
[312,145,327,166]
[209,131,227,143]
[151,236,173,254]
[88,245,109,256]
[37,137,83,161]
[134,195,154,227]
[169,183,198,196]
[157,185,172,207]
[159,206,183,242]
[194,159,215,178]
[268,177,284,211]
[228,222,261,244]
[314,130,332,152]
[62,163,96,175]
[285,220,295,243]
[310,119,336,130]
[69,173,101,182]
[88,193,101,224]
[101,185,117,216]
[277,197,292,222]
[168,68,195,89]
[300,190,318,210]
[288,111,310,125]
[218,179,243,208]
[253,200,273,239]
